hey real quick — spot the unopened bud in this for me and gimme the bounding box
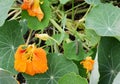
[35,34,50,41]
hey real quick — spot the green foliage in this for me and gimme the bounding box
[0,20,24,74]
[21,0,51,30]
[85,0,101,5]
[23,53,79,84]
[63,40,86,61]
[84,29,100,47]
[58,72,88,84]
[0,0,14,26]
[0,69,18,84]
[98,37,120,84]
[59,0,71,4]
[85,3,120,36]
[0,0,120,83]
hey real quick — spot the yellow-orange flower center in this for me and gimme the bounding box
[80,56,94,73]
[21,0,44,21]
[14,44,48,76]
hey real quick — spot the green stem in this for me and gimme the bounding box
[65,2,86,13]
[75,5,92,29]
[67,8,88,16]
[72,0,74,21]
[50,19,63,33]
[26,30,33,45]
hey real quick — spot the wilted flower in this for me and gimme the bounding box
[14,44,48,76]
[21,0,44,21]
[35,34,50,41]
[80,56,94,73]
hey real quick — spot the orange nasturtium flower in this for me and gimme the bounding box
[21,0,44,21]
[80,56,94,73]
[14,44,48,76]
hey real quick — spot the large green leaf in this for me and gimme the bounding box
[0,0,14,26]
[112,72,120,84]
[85,4,120,36]
[85,0,101,5]
[0,69,18,84]
[58,72,88,84]
[63,40,86,61]
[22,0,51,30]
[0,20,24,74]
[98,37,120,84]
[23,53,79,84]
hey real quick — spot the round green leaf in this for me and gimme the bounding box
[0,20,24,74]
[22,0,51,30]
[58,72,88,84]
[0,0,14,26]
[63,40,86,61]
[98,37,120,84]
[23,53,79,84]
[0,69,18,84]
[85,4,120,36]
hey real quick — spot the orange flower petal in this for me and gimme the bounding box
[21,0,44,21]
[14,60,26,72]
[80,57,94,73]
[21,0,33,9]
[25,62,35,76]
[31,0,44,21]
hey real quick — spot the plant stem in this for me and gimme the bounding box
[26,30,33,45]
[65,2,86,13]
[75,5,92,29]
[72,0,74,21]
[50,19,63,33]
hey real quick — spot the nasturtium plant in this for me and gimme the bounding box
[0,0,120,84]
[85,3,120,36]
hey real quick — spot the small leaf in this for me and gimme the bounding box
[85,4,120,36]
[0,0,14,26]
[22,0,51,30]
[112,72,120,84]
[0,69,18,84]
[58,72,88,84]
[59,0,71,4]
[84,29,100,47]
[0,20,24,74]
[63,40,86,61]
[98,37,120,84]
[85,0,101,5]
[23,53,79,84]
[46,32,68,45]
